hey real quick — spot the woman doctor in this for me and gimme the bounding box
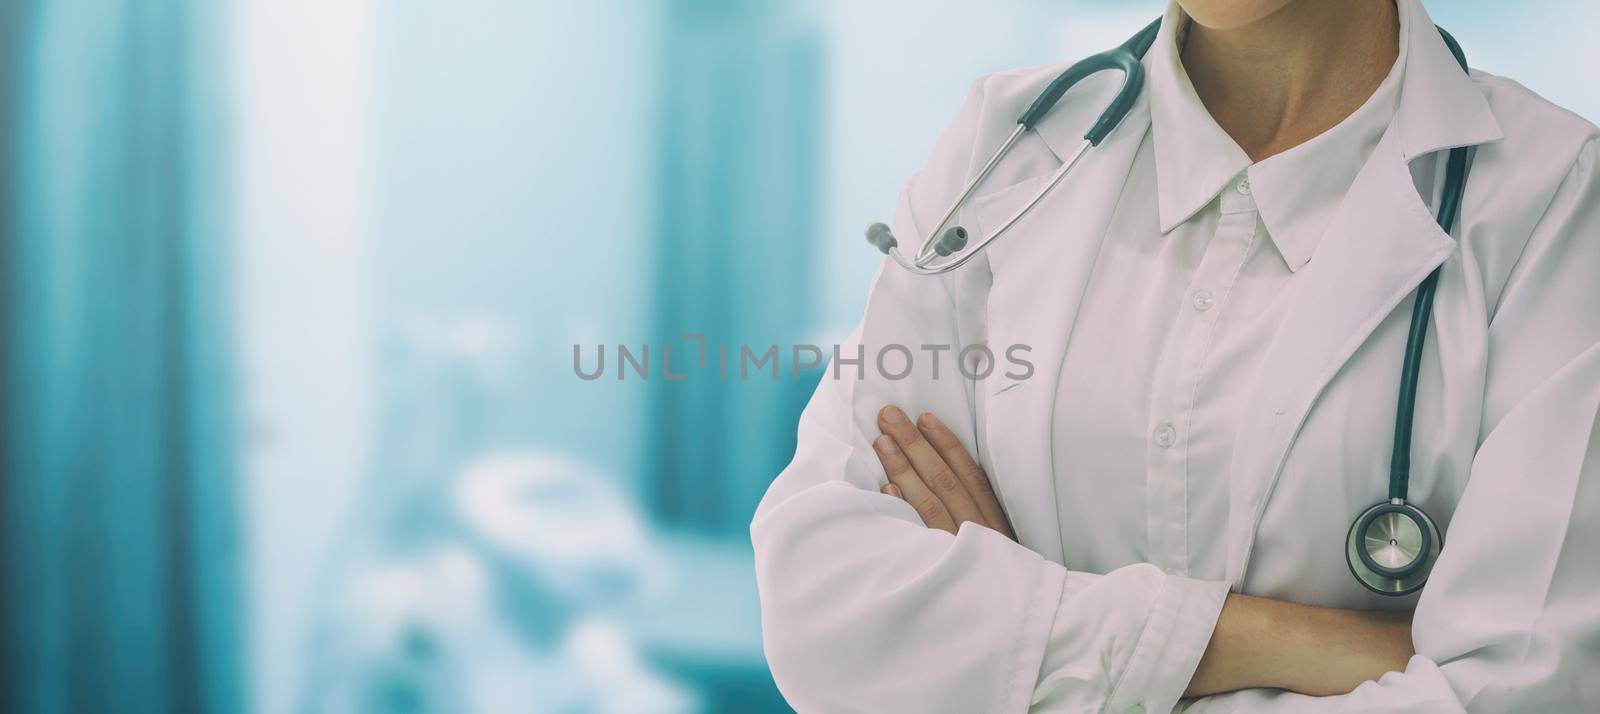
[752,0,1600,711]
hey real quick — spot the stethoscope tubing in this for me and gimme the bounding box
[1389,143,1468,500]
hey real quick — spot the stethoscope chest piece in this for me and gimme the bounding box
[1346,499,1441,596]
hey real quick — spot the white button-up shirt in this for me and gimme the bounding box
[1037,7,1403,708]
[1049,5,1402,583]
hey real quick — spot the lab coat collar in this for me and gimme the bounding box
[1392,0,1503,161]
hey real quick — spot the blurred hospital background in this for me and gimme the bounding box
[1,0,1594,712]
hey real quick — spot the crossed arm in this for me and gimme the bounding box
[870,404,1414,699]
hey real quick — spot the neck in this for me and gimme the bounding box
[1180,0,1399,162]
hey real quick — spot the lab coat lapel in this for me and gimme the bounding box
[1223,128,1456,586]
[1223,0,1505,586]
[976,105,1152,565]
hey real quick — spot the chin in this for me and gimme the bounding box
[1176,0,1298,30]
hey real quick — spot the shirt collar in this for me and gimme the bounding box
[1147,0,1502,272]
[1148,3,1250,236]
[1247,6,1406,273]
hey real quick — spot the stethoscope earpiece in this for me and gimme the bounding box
[865,222,897,255]
[934,226,969,257]
[867,222,968,258]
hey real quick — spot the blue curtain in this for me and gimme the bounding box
[649,0,825,534]
[1,1,240,712]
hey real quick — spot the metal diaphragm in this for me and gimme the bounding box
[1346,500,1441,596]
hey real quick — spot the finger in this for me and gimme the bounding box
[877,405,984,527]
[880,482,903,499]
[874,434,956,533]
[917,411,1015,539]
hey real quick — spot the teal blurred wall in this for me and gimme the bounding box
[2,0,240,712]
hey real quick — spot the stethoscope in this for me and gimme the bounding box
[865,18,1473,597]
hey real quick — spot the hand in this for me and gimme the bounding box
[871,405,1015,540]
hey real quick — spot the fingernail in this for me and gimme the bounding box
[918,412,941,429]
[874,435,895,454]
[881,483,902,498]
[881,406,904,423]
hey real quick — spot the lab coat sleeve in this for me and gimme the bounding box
[1182,137,1600,713]
[751,77,1228,714]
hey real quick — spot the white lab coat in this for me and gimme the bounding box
[751,1,1600,711]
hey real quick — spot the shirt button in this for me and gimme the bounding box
[1236,176,1252,195]
[1192,290,1215,311]
[1153,423,1176,448]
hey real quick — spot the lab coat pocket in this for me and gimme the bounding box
[970,171,1059,284]
[968,171,1058,400]
[971,163,1115,396]
[965,167,1125,562]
